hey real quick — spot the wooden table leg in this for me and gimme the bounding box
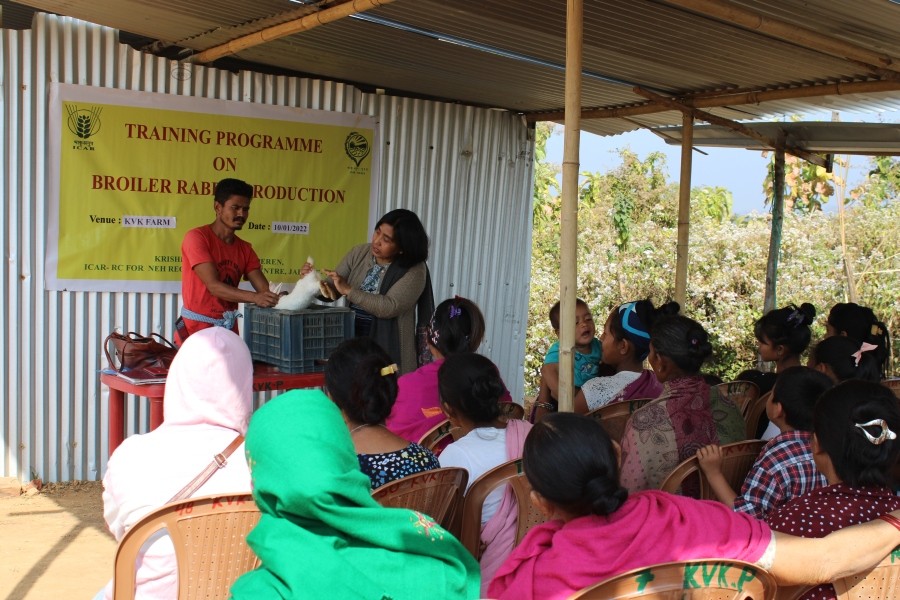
[109,387,125,455]
[149,398,164,430]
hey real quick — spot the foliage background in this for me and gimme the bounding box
[525,124,899,394]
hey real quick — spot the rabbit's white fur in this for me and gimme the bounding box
[274,257,321,311]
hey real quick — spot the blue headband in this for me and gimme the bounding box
[618,302,651,340]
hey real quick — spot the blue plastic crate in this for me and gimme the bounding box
[244,305,355,373]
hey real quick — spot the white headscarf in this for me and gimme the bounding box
[100,327,253,600]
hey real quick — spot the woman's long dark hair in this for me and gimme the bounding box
[523,412,628,517]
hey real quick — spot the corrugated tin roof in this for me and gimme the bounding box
[8,0,900,136]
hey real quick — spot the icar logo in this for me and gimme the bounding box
[65,103,102,150]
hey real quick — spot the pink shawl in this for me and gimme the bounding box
[477,418,533,596]
[387,359,446,443]
[488,490,772,600]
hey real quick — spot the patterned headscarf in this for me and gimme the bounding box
[230,389,480,599]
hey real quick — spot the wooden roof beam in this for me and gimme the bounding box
[527,79,900,122]
[632,87,829,167]
[188,0,396,64]
[658,0,900,75]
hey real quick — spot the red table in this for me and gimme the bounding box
[102,363,324,455]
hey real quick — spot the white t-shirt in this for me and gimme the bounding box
[581,371,642,411]
[439,427,507,524]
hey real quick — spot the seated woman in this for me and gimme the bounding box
[809,335,883,384]
[618,310,744,492]
[488,412,900,600]
[325,337,438,490]
[767,380,900,600]
[230,389,480,599]
[99,327,253,600]
[437,352,532,595]
[575,299,664,413]
[826,302,891,380]
[387,296,495,443]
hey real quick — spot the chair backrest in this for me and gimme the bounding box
[568,559,777,599]
[833,547,900,599]
[717,380,761,414]
[586,398,654,443]
[499,401,526,421]
[744,390,772,440]
[459,458,549,559]
[659,440,766,499]
[113,493,260,600]
[371,467,468,537]
[418,418,454,454]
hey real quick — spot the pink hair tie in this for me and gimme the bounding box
[852,342,878,366]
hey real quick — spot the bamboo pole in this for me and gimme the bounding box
[763,147,785,317]
[658,0,900,74]
[674,113,693,308]
[189,0,395,64]
[832,111,858,303]
[557,0,583,414]
[527,80,900,123]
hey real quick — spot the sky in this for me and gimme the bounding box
[545,110,899,215]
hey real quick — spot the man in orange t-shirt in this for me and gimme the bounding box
[176,178,280,345]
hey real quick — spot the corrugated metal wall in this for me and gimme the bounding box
[0,13,535,483]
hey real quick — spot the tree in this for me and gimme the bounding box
[762,152,839,212]
[691,186,733,222]
[851,156,900,207]
[532,122,560,228]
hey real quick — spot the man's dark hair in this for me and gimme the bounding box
[214,178,253,204]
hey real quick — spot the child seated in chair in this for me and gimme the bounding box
[531,298,603,420]
[697,366,832,519]
[767,379,900,600]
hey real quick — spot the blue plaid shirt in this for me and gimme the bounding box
[733,430,826,519]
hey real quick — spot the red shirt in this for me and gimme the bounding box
[181,225,261,335]
[767,483,900,600]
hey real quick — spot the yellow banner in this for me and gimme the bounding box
[47,84,377,292]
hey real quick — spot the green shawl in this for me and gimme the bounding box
[229,389,480,599]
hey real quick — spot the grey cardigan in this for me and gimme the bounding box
[336,243,426,374]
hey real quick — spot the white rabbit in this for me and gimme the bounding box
[274,256,322,311]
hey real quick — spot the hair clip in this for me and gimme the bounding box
[872,324,883,337]
[852,342,878,366]
[855,419,897,445]
[449,305,462,319]
[380,364,398,376]
[786,309,803,327]
[690,338,699,346]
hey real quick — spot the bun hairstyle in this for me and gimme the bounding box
[754,303,817,356]
[438,353,504,424]
[827,303,891,380]
[324,337,398,425]
[523,412,628,517]
[811,335,882,383]
[375,208,429,268]
[428,296,486,356]
[608,299,673,361]
[814,380,900,488]
[649,308,714,375]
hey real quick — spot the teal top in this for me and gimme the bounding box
[543,338,603,387]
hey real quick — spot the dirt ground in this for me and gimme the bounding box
[0,481,115,600]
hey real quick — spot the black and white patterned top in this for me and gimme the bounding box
[358,442,440,490]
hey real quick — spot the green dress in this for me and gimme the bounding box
[230,389,480,600]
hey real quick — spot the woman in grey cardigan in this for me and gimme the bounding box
[322,209,432,374]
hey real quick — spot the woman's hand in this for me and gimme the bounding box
[299,261,314,277]
[696,444,724,475]
[323,270,351,297]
